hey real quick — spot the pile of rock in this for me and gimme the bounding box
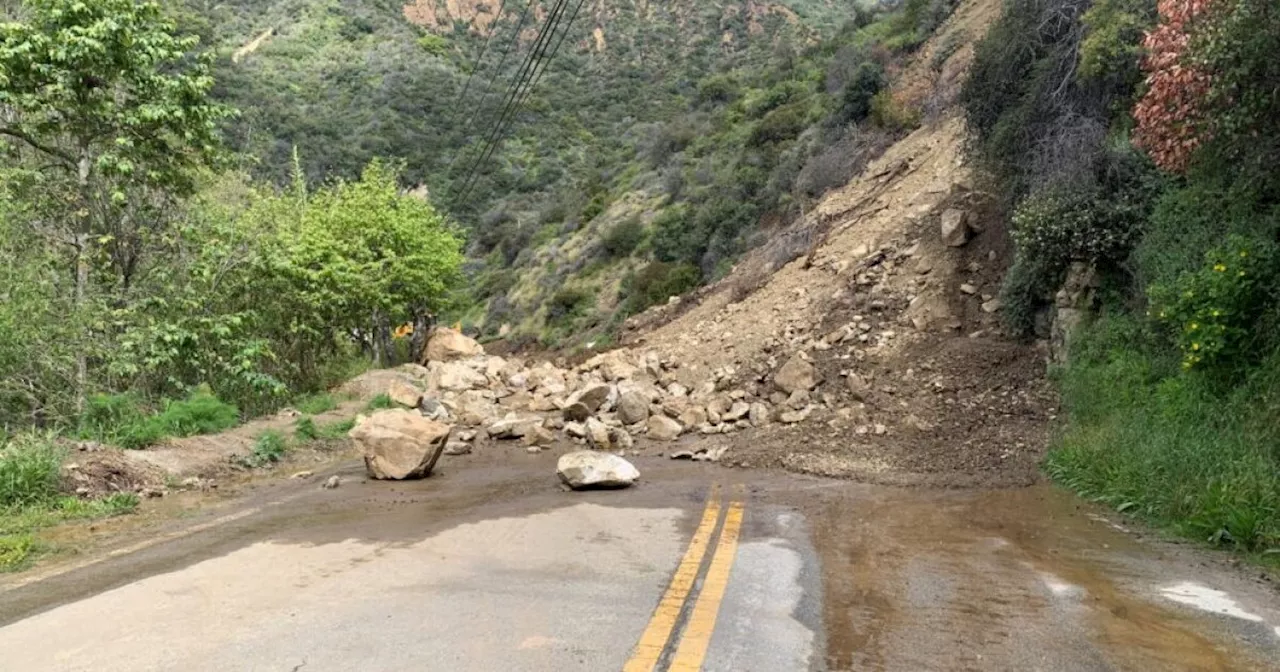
[349,326,842,479]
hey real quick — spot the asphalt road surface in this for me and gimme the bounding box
[1,456,1279,671]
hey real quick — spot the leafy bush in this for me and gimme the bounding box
[1077,0,1155,95]
[318,418,356,438]
[600,217,645,258]
[0,534,36,572]
[1010,190,1138,268]
[1047,316,1280,552]
[580,192,609,223]
[749,103,809,147]
[620,262,702,315]
[294,416,319,441]
[249,430,287,467]
[0,434,62,509]
[1149,236,1280,372]
[148,390,240,441]
[365,394,394,411]
[838,62,886,124]
[697,74,740,105]
[78,394,149,444]
[547,287,594,327]
[869,91,920,132]
[294,393,338,415]
[1000,186,1147,333]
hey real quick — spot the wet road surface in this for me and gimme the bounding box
[1,455,1278,671]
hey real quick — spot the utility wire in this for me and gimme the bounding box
[445,0,536,174]
[444,0,510,131]
[455,0,589,205]
[513,0,588,117]
[453,0,571,203]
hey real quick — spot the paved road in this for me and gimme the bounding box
[1,456,1278,671]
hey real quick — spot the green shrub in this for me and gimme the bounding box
[318,418,356,439]
[1149,236,1280,372]
[620,262,703,315]
[580,192,609,223]
[0,434,62,509]
[697,74,739,105]
[1000,187,1146,333]
[1047,316,1280,552]
[249,430,287,467]
[838,61,885,123]
[294,392,338,415]
[0,534,35,572]
[78,394,148,442]
[869,91,920,132]
[600,217,645,258]
[365,394,394,411]
[749,102,809,147]
[547,287,594,327]
[294,416,319,441]
[148,390,240,440]
[1010,190,1138,268]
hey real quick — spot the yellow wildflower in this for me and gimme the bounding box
[1191,342,1201,351]
[1214,263,1226,272]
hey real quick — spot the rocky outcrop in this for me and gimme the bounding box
[349,409,450,480]
[1050,263,1100,364]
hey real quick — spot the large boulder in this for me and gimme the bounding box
[599,352,639,382]
[774,356,820,394]
[450,390,500,427]
[585,417,613,450]
[487,413,545,440]
[387,380,424,408]
[428,361,488,392]
[940,208,971,247]
[528,363,569,396]
[616,390,651,425]
[349,409,450,480]
[557,451,640,490]
[647,415,684,441]
[569,383,615,414]
[423,327,484,363]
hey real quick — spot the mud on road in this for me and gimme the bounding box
[3,450,1279,671]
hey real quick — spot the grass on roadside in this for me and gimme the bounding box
[77,389,240,450]
[1,433,140,571]
[1046,316,1280,560]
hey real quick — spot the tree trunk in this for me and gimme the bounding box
[73,232,89,414]
[74,149,93,415]
[410,311,433,365]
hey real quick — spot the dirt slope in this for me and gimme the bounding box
[622,0,1056,487]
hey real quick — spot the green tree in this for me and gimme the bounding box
[258,161,464,370]
[0,0,232,407]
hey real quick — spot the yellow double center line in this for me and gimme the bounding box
[624,485,746,672]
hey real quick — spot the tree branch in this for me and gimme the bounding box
[0,127,76,167]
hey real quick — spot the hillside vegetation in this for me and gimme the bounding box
[177,0,962,346]
[960,0,1280,554]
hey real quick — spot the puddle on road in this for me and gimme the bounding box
[789,484,1278,671]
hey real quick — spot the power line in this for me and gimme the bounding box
[453,0,571,203]
[455,0,588,205]
[514,0,588,117]
[445,0,537,175]
[445,0,510,130]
